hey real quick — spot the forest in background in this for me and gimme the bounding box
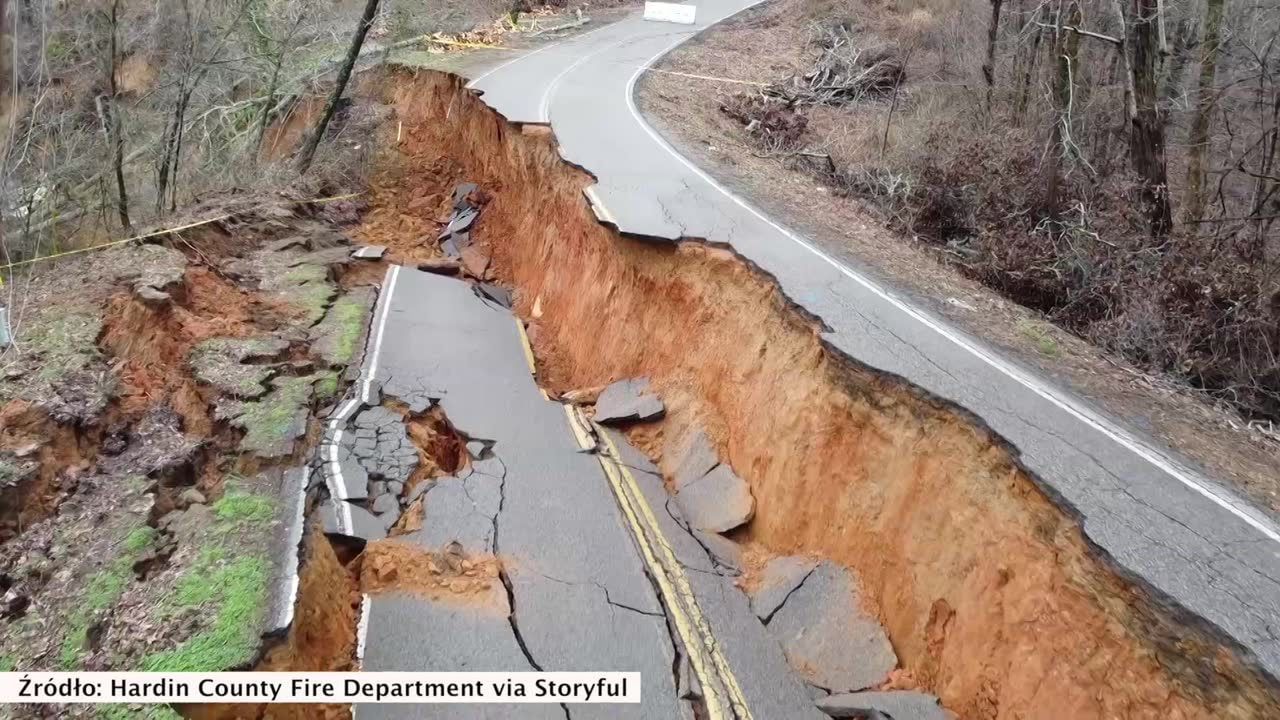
[724,0,1280,422]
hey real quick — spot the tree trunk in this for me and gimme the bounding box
[1047,1,1082,221]
[296,0,381,175]
[1127,0,1173,238]
[1183,0,1224,222]
[982,0,1004,115]
[1017,5,1047,120]
[105,0,130,231]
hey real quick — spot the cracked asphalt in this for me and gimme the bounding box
[468,0,1280,682]
[331,267,853,718]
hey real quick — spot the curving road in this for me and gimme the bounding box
[468,0,1280,683]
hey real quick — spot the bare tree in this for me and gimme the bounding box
[983,0,1005,114]
[1046,0,1084,221]
[99,0,130,231]
[296,0,381,175]
[1183,0,1225,221]
[1127,0,1173,237]
[250,0,309,161]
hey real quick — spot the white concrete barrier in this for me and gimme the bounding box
[643,1,697,24]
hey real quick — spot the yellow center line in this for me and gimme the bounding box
[560,404,753,719]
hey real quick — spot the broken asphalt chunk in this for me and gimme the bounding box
[404,477,495,555]
[692,530,743,575]
[672,428,720,490]
[351,244,387,260]
[320,498,386,542]
[750,555,819,621]
[767,561,897,693]
[675,464,754,533]
[440,207,479,238]
[474,283,512,309]
[594,377,665,425]
[816,691,954,720]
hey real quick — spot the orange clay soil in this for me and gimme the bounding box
[0,400,96,541]
[99,265,256,435]
[346,67,1279,720]
[359,539,504,608]
[190,527,358,720]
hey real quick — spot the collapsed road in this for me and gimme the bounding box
[464,0,1280,701]
[311,190,945,718]
[271,3,1280,720]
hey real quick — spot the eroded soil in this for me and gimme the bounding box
[343,66,1280,720]
[0,202,382,719]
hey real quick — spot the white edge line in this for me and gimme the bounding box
[362,264,402,402]
[538,32,635,122]
[351,592,372,718]
[325,265,402,536]
[277,469,308,630]
[577,3,1280,543]
[356,593,372,664]
[467,20,616,89]
[583,186,616,225]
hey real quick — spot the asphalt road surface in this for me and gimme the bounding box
[339,267,830,719]
[468,0,1280,684]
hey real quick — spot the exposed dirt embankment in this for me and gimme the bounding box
[353,67,1278,719]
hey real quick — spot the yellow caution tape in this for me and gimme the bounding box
[0,193,363,285]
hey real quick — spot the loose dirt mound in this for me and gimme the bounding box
[350,67,1278,719]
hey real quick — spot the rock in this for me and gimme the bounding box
[266,236,309,252]
[460,245,491,279]
[474,283,511,309]
[135,285,171,306]
[767,562,897,693]
[372,493,399,515]
[466,440,489,458]
[807,685,830,701]
[351,245,387,260]
[418,258,461,275]
[386,481,404,497]
[671,428,719,490]
[441,236,461,258]
[378,509,401,531]
[177,488,207,508]
[675,464,754,533]
[750,555,819,621]
[816,691,953,720]
[453,182,479,210]
[594,378,665,425]
[692,530,743,574]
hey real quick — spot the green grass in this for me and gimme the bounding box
[0,656,14,672]
[98,703,183,720]
[233,375,315,453]
[123,527,157,554]
[1017,319,1061,358]
[328,295,369,364]
[314,371,340,400]
[19,312,102,383]
[141,484,274,672]
[141,554,269,672]
[59,523,157,669]
[212,491,275,525]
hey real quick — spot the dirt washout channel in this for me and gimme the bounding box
[351,68,1277,719]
